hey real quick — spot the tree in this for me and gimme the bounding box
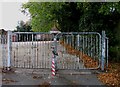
[77,2,120,61]
[15,20,33,41]
[15,20,32,32]
[22,2,65,32]
[22,2,120,61]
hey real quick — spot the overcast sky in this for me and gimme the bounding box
[0,0,30,31]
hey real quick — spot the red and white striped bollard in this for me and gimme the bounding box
[51,58,55,78]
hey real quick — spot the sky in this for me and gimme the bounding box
[0,0,119,31]
[0,0,30,31]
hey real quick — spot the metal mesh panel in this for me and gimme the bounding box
[57,32,101,69]
[11,32,54,69]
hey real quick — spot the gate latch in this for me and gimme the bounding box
[52,50,58,56]
[51,46,58,56]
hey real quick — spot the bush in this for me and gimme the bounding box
[109,46,120,62]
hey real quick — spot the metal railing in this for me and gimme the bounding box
[1,31,108,70]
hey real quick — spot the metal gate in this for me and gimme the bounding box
[56,32,108,70]
[1,31,108,70]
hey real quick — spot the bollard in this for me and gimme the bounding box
[51,58,55,77]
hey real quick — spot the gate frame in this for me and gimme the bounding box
[56,31,108,70]
[5,31,108,71]
[56,32,102,70]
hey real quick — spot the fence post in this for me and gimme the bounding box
[7,30,12,70]
[101,31,106,71]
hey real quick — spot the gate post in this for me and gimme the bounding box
[7,30,12,70]
[101,31,106,71]
[53,36,58,70]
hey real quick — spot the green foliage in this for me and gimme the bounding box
[78,3,103,31]
[22,2,65,32]
[110,46,120,62]
[22,2,120,61]
[99,2,120,15]
[15,20,32,32]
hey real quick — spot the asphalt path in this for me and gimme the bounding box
[0,41,105,86]
[2,68,105,86]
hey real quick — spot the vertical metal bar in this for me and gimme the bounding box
[106,38,109,68]
[2,35,4,68]
[63,35,65,69]
[74,35,76,69]
[101,31,106,71]
[1,35,4,68]
[81,35,85,65]
[27,34,30,68]
[99,34,102,69]
[47,34,51,68]
[0,35,3,68]
[32,33,34,68]
[72,35,74,49]
[34,34,37,68]
[71,35,73,69]
[79,35,81,51]
[16,34,19,68]
[7,31,12,70]
[36,34,39,68]
[85,35,87,55]
[47,34,49,68]
[26,34,28,68]
[83,35,84,54]
[5,34,7,67]
[67,35,69,69]
[40,34,42,68]
[90,34,92,58]
[88,35,90,56]
[77,34,80,50]
[26,34,27,68]
[66,35,68,45]
[79,35,81,69]
[45,34,46,68]
[86,35,88,55]
[12,34,14,67]
[93,35,95,60]
[96,35,98,60]
[70,35,71,47]
[43,34,45,68]
[44,34,48,68]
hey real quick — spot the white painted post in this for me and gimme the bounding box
[101,31,106,71]
[7,30,12,70]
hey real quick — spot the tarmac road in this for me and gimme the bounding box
[2,68,106,86]
[1,41,105,86]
